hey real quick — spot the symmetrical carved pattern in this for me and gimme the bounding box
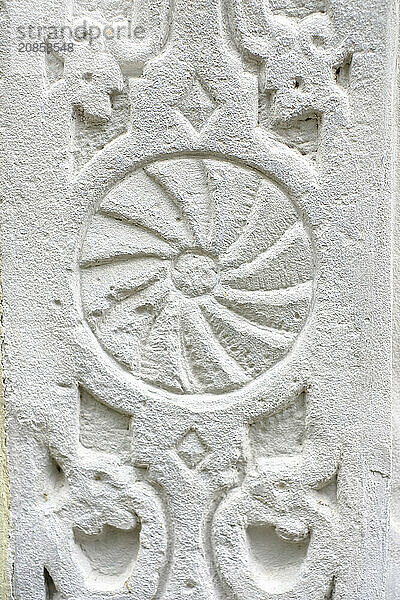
[59,0,342,597]
[4,0,387,598]
[80,157,314,394]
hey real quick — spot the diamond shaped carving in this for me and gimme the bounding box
[176,79,217,131]
[177,429,209,469]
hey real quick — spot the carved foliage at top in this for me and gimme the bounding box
[228,0,352,158]
[46,18,123,122]
[229,0,350,118]
[47,1,171,122]
[48,0,352,164]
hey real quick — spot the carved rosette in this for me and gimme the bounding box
[80,157,314,396]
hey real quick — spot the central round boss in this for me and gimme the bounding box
[172,252,219,297]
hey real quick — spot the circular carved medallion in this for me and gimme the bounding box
[80,156,314,395]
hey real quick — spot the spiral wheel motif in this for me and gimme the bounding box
[80,157,314,395]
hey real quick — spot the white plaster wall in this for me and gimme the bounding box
[0,0,396,599]
[388,10,400,593]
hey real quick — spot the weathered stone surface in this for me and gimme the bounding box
[0,290,10,600]
[388,53,400,599]
[0,0,396,598]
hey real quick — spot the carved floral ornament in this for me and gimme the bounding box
[42,0,351,598]
[53,0,350,128]
[80,157,314,396]
[71,0,354,398]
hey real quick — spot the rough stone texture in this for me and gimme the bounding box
[0,0,11,592]
[0,285,10,600]
[388,26,400,596]
[0,0,396,599]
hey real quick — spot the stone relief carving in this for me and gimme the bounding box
[228,0,350,159]
[42,388,169,599]
[80,157,314,395]
[40,0,351,598]
[2,0,391,598]
[213,393,340,599]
